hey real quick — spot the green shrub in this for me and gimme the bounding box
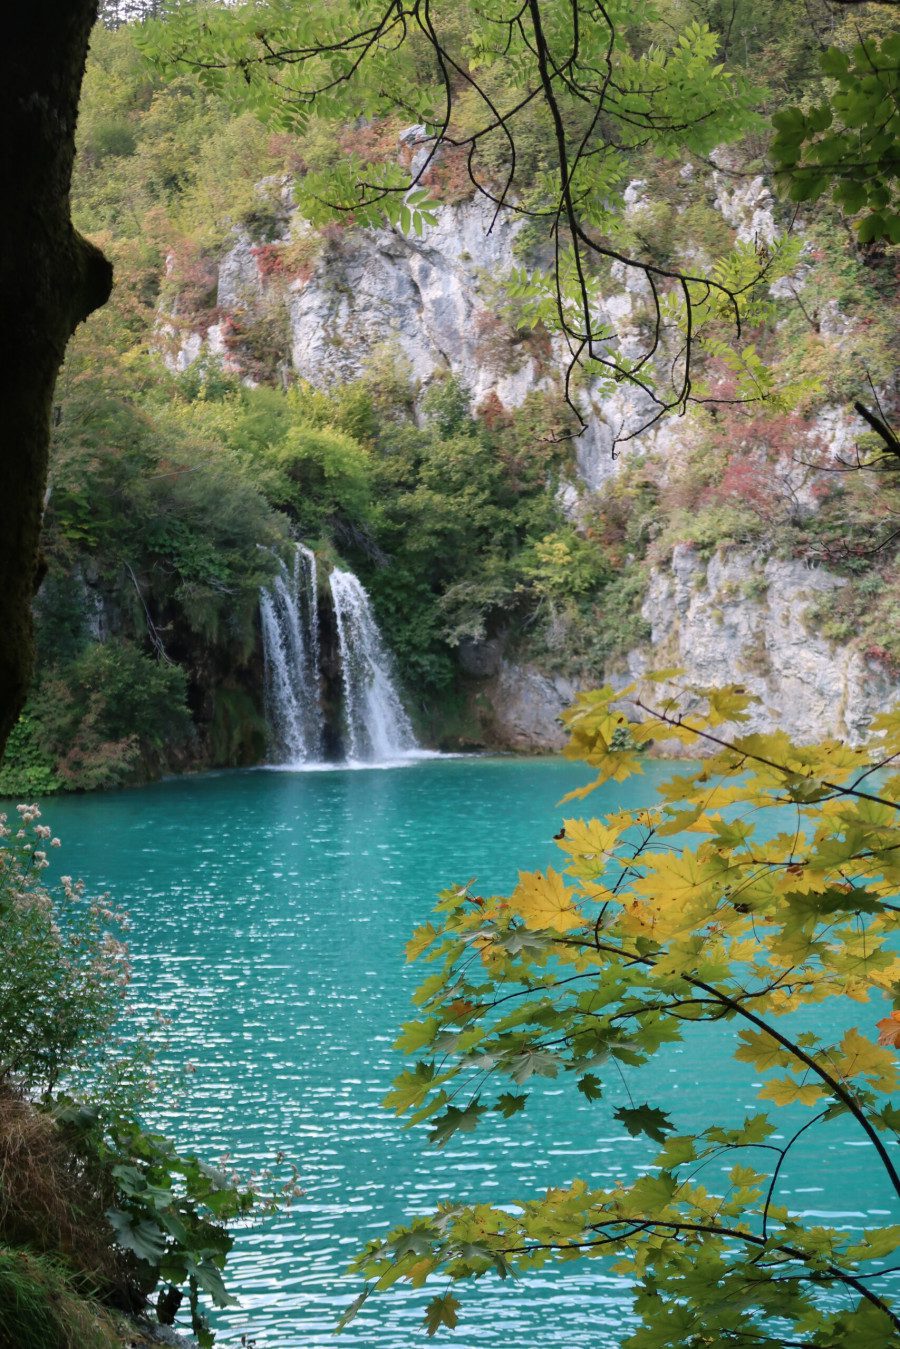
[0,806,129,1091]
[0,717,62,799]
[421,375,471,437]
[585,566,651,671]
[264,423,374,532]
[24,642,193,793]
[660,503,763,559]
[522,530,612,601]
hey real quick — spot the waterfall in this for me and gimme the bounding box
[259,543,325,763]
[260,548,419,766]
[329,568,418,762]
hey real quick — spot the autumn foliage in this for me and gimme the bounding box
[343,680,900,1345]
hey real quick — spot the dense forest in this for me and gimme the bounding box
[3,1,898,795]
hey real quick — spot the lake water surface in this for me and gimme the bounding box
[34,757,896,1347]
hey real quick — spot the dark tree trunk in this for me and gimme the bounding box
[0,3,112,757]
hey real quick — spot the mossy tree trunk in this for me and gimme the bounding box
[0,3,112,758]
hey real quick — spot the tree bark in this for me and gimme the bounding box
[0,3,112,758]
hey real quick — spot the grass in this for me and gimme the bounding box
[0,1084,143,1342]
[0,1247,121,1349]
[0,1086,118,1286]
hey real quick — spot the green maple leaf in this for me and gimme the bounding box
[494,1092,528,1117]
[424,1293,461,1336]
[429,1100,488,1147]
[577,1073,603,1101]
[874,1103,900,1134]
[615,1103,675,1143]
[507,1046,559,1083]
[336,1285,371,1332]
[390,1229,440,1258]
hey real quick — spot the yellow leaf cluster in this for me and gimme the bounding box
[834,1028,898,1092]
[509,868,584,933]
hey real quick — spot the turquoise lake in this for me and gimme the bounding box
[33,756,897,1347]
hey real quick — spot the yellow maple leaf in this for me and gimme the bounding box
[705,685,755,726]
[406,921,440,962]
[758,1077,826,1108]
[834,1027,899,1091]
[556,818,621,864]
[632,849,722,905]
[867,955,900,993]
[772,866,831,897]
[409,1258,434,1288]
[734,1029,793,1072]
[509,867,584,933]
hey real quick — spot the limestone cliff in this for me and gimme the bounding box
[629,545,899,749]
[168,170,900,752]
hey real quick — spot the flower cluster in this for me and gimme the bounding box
[0,805,132,1093]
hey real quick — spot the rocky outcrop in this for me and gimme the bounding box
[480,661,579,752]
[174,195,555,414]
[477,544,900,753]
[625,543,900,748]
[287,198,548,410]
[123,1319,195,1348]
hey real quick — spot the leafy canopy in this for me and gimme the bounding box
[772,28,900,245]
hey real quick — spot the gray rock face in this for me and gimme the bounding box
[626,544,900,747]
[713,173,778,247]
[477,540,899,754]
[286,196,544,409]
[217,234,265,313]
[457,636,504,678]
[481,662,579,752]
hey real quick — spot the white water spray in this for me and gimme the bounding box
[329,568,418,762]
[259,543,324,763]
[260,548,419,765]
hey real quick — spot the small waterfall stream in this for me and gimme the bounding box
[259,544,325,763]
[329,568,418,763]
[259,547,419,766]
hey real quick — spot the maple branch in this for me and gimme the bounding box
[688,975,900,1201]
[580,930,900,1201]
[503,1218,900,1330]
[631,698,900,815]
[760,1110,826,1241]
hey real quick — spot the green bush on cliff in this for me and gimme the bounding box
[48,373,285,648]
[259,423,375,533]
[0,718,62,800]
[1,643,192,797]
[361,377,570,672]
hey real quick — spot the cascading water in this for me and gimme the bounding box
[259,543,325,763]
[260,547,419,766]
[329,568,419,762]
